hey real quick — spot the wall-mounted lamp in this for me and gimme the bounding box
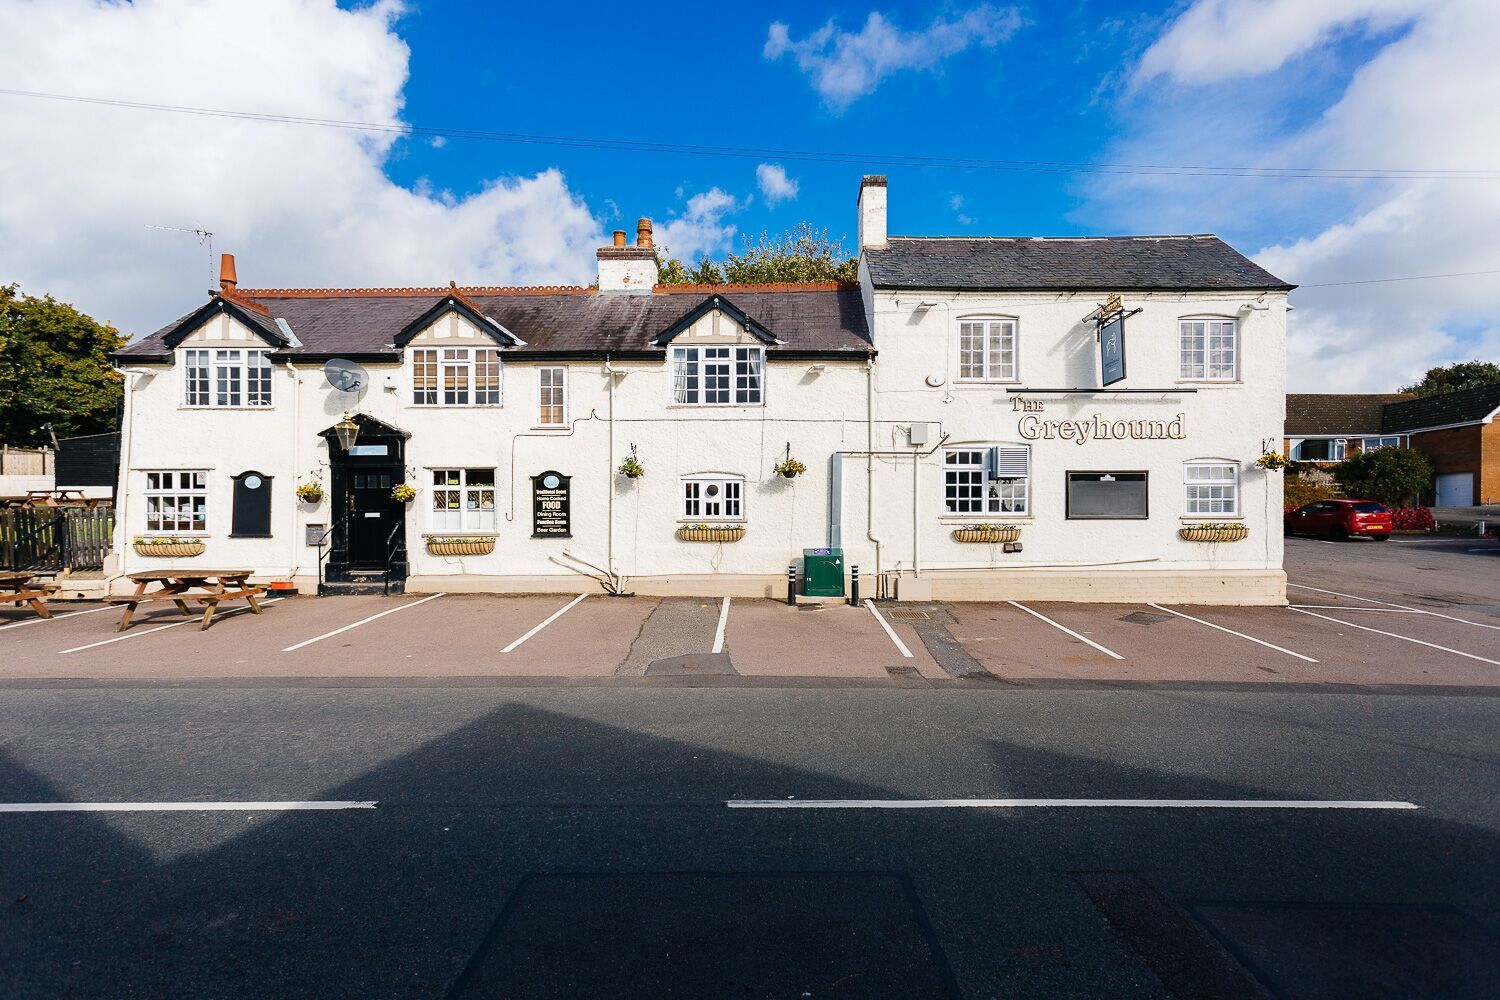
[1239,302,1270,312]
[805,363,827,376]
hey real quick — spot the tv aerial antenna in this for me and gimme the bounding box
[144,224,215,288]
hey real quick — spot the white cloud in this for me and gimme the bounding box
[1135,0,1424,85]
[654,188,743,263]
[429,135,447,149]
[1091,0,1500,392]
[755,163,800,206]
[765,6,1023,111]
[0,0,604,341]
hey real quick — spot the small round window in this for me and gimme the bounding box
[244,475,263,490]
[542,474,561,489]
[706,484,720,497]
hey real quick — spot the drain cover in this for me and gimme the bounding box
[1119,611,1172,625]
[889,610,932,621]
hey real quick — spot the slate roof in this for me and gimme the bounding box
[1285,394,1411,436]
[1383,384,1500,433]
[864,235,1294,292]
[115,284,873,362]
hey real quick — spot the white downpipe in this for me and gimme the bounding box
[605,357,617,586]
[285,361,303,580]
[864,358,884,589]
[912,446,920,577]
[109,368,154,593]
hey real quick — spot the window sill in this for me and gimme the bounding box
[530,425,569,431]
[420,532,498,538]
[178,406,276,412]
[141,533,209,539]
[229,533,272,539]
[952,379,1022,386]
[666,404,766,410]
[939,516,1033,523]
[408,404,505,409]
[675,519,747,525]
[1180,515,1243,521]
[1174,380,1242,386]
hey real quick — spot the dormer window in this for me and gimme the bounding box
[183,348,273,408]
[413,347,502,406]
[672,346,763,405]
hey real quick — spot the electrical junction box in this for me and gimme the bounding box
[908,422,931,447]
[801,548,845,597]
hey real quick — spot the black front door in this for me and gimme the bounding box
[324,422,407,574]
[346,466,400,567]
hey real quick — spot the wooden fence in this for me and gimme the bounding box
[0,445,54,476]
[0,506,114,572]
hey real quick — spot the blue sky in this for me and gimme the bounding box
[1,0,1496,391]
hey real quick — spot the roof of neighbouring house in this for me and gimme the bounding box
[1382,384,1500,433]
[863,235,1294,292]
[113,282,873,362]
[1285,394,1412,436]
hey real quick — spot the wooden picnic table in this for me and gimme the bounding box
[0,570,55,619]
[105,570,266,632]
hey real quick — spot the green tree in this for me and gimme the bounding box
[1333,447,1434,507]
[0,284,126,446]
[657,223,857,285]
[1399,361,1500,397]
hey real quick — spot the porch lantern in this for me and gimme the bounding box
[332,412,361,451]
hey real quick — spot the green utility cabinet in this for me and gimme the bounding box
[802,547,845,597]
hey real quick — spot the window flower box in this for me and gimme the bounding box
[133,538,206,558]
[425,536,496,557]
[677,525,745,543]
[952,525,1021,544]
[1178,523,1248,543]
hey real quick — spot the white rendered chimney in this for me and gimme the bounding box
[858,175,887,249]
[597,217,659,293]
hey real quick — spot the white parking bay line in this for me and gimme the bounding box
[727,798,1419,810]
[1008,601,1124,660]
[1289,605,1427,614]
[712,596,731,654]
[1,604,116,631]
[501,593,587,654]
[61,598,286,654]
[863,599,913,658]
[1147,603,1319,663]
[0,800,376,813]
[282,593,444,653]
[1288,607,1500,666]
[1288,583,1500,632]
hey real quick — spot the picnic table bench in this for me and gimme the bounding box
[105,570,266,631]
[0,571,56,619]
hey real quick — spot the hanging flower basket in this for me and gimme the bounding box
[391,483,416,503]
[295,482,324,504]
[1256,452,1288,471]
[1179,523,1249,543]
[425,536,495,557]
[773,457,807,479]
[677,524,745,543]
[133,538,206,558]
[618,456,644,479]
[952,525,1021,544]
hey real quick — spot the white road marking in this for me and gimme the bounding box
[712,596,730,654]
[1289,583,1500,631]
[61,598,286,654]
[1466,548,1497,554]
[1,604,115,631]
[281,593,443,652]
[1288,607,1500,666]
[501,593,587,654]
[1288,605,1427,614]
[1147,603,1318,663]
[863,599,913,658]
[727,798,1419,810]
[0,800,376,813]
[1008,601,1124,660]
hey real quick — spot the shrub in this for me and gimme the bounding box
[1284,477,1337,508]
[1391,507,1435,532]
[1333,447,1433,507]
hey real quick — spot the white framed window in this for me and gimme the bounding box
[672,346,763,405]
[412,347,502,406]
[430,468,496,531]
[957,318,1018,381]
[1184,462,1239,516]
[1363,435,1401,451]
[1179,318,1238,381]
[144,471,207,533]
[681,475,744,520]
[538,366,567,426]
[183,349,272,407]
[943,447,1029,516]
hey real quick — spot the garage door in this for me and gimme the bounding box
[1435,472,1474,507]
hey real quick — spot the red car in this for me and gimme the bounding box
[1285,499,1393,541]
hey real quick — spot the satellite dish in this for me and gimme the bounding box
[323,358,368,393]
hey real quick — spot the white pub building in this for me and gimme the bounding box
[112,176,1293,603]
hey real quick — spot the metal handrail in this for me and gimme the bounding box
[314,514,345,596]
[382,520,405,596]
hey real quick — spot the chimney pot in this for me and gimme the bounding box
[218,253,238,291]
[612,230,627,248]
[636,217,653,249]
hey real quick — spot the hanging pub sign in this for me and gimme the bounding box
[1096,292,1139,388]
[532,471,571,538]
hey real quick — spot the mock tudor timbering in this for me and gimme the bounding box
[111,177,1293,603]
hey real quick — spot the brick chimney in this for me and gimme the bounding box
[858,175,887,250]
[219,253,238,292]
[597,216,658,293]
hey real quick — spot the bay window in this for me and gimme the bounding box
[672,346,763,405]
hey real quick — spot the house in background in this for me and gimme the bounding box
[1285,386,1500,507]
